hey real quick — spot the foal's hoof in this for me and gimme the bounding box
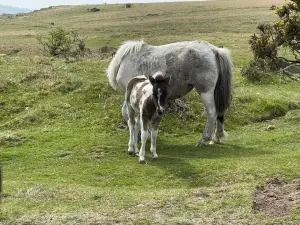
[139,160,146,164]
[128,151,135,156]
[152,156,158,161]
[195,141,205,147]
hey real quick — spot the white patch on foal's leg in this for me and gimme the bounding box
[150,129,158,159]
[133,117,139,154]
[128,118,136,154]
[139,129,148,163]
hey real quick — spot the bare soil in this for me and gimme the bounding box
[253,178,300,218]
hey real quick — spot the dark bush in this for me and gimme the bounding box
[88,8,101,12]
[241,58,274,82]
[242,0,300,81]
[37,27,86,58]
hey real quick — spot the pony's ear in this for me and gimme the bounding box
[149,75,155,85]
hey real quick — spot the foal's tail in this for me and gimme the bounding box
[107,40,146,90]
[213,47,233,117]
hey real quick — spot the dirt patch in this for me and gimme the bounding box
[253,178,300,218]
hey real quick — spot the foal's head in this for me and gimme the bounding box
[149,73,170,116]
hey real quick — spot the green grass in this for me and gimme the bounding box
[1,0,300,224]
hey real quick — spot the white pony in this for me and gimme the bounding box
[126,72,170,163]
[107,40,233,146]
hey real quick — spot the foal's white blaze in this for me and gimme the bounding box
[157,88,165,113]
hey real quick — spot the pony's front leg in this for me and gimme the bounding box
[150,118,161,160]
[139,116,148,164]
[196,91,217,146]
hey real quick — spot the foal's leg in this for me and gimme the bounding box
[133,116,140,154]
[139,116,149,164]
[124,101,142,141]
[127,106,136,155]
[196,91,217,146]
[150,118,161,160]
[212,115,228,144]
[136,118,141,141]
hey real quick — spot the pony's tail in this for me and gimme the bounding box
[106,52,122,90]
[213,47,233,117]
[106,40,146,90]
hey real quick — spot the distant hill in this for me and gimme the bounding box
[0,4,32,15]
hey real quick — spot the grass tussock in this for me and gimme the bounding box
[0,131,26,146]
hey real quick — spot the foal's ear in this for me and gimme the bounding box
[149,75,155,85]
[164,76,171,84]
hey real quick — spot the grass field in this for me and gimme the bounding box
[1,0,300,224]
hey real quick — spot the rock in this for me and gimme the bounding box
[88,8,100,12]
[266,125,276,131]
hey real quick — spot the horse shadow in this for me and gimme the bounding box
[145,138,271,188]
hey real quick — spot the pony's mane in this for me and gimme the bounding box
[119,40,146,57]
[107,40,147,90]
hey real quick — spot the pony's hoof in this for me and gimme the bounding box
[152,156,158,161]
[212,139,221,144]
[139,160,146,164]
[128,151,134,156]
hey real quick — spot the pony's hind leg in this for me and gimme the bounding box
[196,91,217,146]
[122,101,129,121]
[212,115,228,144]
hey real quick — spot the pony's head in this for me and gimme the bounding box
[149,72,170,116]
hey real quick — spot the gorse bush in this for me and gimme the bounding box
[242,0,300,81]
[241,58,273,82]
[37,27,86,57]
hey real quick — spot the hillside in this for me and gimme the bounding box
[0,4,31,15]
[1,0,300,224]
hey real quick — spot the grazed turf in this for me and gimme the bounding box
[1,0,300,224]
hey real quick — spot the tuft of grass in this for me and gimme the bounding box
[0,131,26,147]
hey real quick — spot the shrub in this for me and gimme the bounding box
[241,58,274,82]
[37,27,86,57]
[243,0,300,81]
